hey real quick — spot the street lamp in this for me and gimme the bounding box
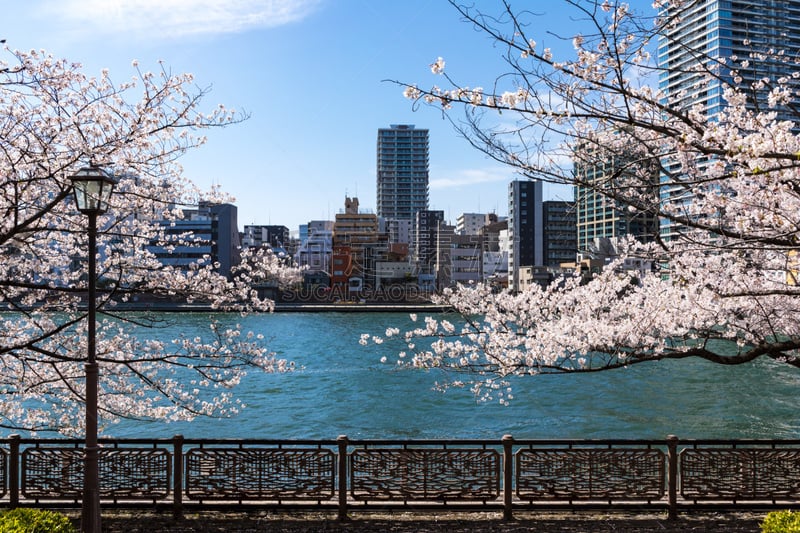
[69,164,117,533]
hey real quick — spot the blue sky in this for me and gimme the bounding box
[4,0,652,232]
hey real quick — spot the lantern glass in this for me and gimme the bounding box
[69,166,117,214]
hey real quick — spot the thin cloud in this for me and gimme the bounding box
[41,0,322,40]
[430,168,510,190]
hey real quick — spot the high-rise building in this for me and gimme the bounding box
[658,0,800,239]
[574,145,658,253]
[508,179,543,292]
[543,201,578,268]
[376,124,429,223]
[659,1,800,118]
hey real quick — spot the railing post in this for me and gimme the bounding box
[502,434,514,521]
[9,435,20,508]
[172,435,184,520]
[337,435,349,521]
[667,434,679,521]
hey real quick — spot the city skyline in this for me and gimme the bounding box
[3,1,654,230]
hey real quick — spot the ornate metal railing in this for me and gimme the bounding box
[349,448,500,500]
[184,447,335,500]
[0,449,6,499]
[22,448,170,499]
[2,434,800,520]
[515,447,665,500]
[680,445,800,501]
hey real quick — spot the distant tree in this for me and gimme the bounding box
[373,0,800,402]
[0,47,300,435]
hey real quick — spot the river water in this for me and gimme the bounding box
[109,311,800,441]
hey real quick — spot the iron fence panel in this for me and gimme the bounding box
[184,448,335,500]
[681,448,800,500]
[21,447,170,499]
[516,448,665,500]
[350,448,500,500]
[0,449,6,498]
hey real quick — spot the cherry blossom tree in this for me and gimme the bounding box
[374,0,800,402]
[0,47,300,435]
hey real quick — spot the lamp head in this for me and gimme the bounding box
[69,165,117,215]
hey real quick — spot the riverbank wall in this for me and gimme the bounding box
[96,301,453,313]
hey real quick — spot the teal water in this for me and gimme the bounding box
[109,312,800,440]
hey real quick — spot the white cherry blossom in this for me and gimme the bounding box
[0,47,300,435]
[377,1,800,401]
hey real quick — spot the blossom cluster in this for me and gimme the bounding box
[0,47,297,435]
[380,1,800,401]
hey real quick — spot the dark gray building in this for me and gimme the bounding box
[543,200,577,268]
[242,225,290,248]
[508,179,543,291]
[149,202,240,279]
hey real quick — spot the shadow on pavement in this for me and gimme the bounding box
[96,510,765,532]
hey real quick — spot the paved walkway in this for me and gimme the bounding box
[92,510,765,532]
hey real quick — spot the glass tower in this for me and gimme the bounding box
[657,0,800,239]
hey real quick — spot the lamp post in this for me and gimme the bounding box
[69,164,117,533]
